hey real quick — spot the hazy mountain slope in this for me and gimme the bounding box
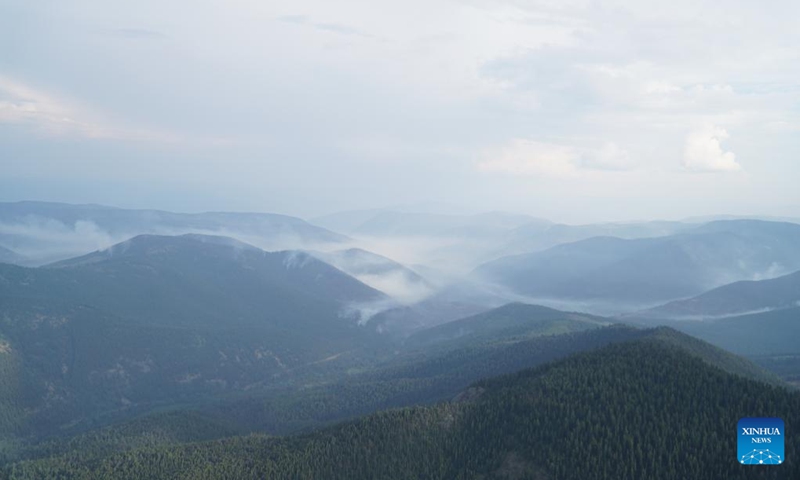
[11,333,797,479]
[0,294,396,435]
[0,201,348,265]
[1,317,636,464]
[49,323,784,446]
[642,270,800,319]
[498,220,691,256]
[404,302,607,349]
[0,246,26,266]
[649,307,800,357]
[205,325,652,436]
[312,211,551,275]
[1,234,385,328]
[309,209,390,235]
[363,278,525,335]
[474,220,800,306]
[0,235,391,440]
[311,248,433,303]
[346,211,546,238]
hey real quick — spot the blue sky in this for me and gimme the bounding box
[2,0,799,222]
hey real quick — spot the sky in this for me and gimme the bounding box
[1,0,799,223]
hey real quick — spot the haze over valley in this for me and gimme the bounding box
[3,0,800,477]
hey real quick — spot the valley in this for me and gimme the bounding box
[0,202,798,478]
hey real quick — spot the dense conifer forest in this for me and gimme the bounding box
[5,337,798,479]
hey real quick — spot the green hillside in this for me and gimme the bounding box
[8,335,798,479]
[0,234,391,447]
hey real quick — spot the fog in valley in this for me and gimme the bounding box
[2,1,800,478]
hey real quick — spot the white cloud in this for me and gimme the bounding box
[2,0,800,221]
[478,139,636,176]
[682,125,741,172]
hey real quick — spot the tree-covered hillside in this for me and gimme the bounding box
[7,336,798,479]
[0,234,391,447]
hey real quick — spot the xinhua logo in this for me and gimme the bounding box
[738,417,785,465]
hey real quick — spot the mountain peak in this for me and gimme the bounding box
[47,233,262,268]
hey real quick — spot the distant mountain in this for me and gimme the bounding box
[497,220,692,256]
[356,211,548,238]
[0,201,348,265]
[474,220,800,307]
[682,214,800,224]
[310,209,393,234]
[12,329,796,479]
[0,245,26,265]
[641,269,800,319]
[364,279,521,335]
[2,234,384,327]
[0,234,388,438]
[404,303,607,350]
[312,209,546,238]
[645,307,800,357]
[310,248,433,303]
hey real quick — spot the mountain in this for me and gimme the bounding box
[0,201,348,265]
[363,278,522,335]
[10,330,797,479]
[683,213,800,224]
[474,220,800,308]
[641,270,800,319]
[0,234,388,440]
[496,220,692,256]
[313,210,545,238]
[404,303,607,349]
[0,245,26,266]
[644,307,800,358]
[310,208,394,234]
[310,211,552,275]
[310,248,433,303]
[200,324,654,437]
[3,234,384,327]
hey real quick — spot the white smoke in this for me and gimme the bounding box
[0,217,124,265]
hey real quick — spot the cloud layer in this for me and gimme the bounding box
[1,0,799,221]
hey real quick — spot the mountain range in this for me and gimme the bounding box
[474,220,800,307]
[2,202,800,479]
[640,269,800,319]
[0,234,389,439]
[7,328,797,479]
[0,201,348,266]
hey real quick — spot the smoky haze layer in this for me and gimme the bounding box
[472,220,800,309]
[4,202,800,324]
[0,201,348,266]
[638,269,800,319]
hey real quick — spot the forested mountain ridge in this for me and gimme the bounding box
[0,201,349,266]
[2,234,386,324]
[7,335,798,479]
[0,234,392,445]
